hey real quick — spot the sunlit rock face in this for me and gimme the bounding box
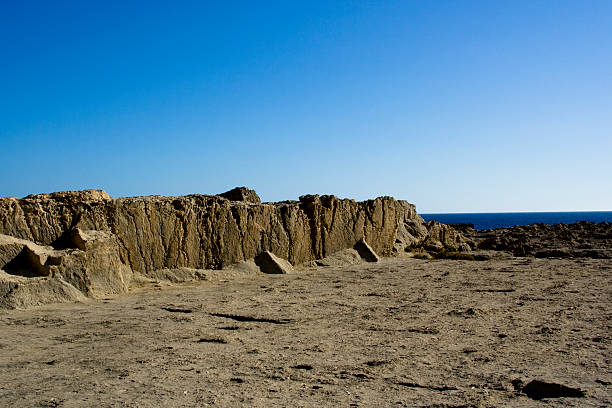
[0,187,464,308]
[0,188,424,272]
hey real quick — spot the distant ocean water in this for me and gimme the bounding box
[420,211,612,231]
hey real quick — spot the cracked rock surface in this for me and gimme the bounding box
[1,188,466,308]
[0,189,418,274]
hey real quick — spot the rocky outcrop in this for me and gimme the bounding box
[421,221,472,252]
[0,228,130,309]
[462,221,612,258]
[254,251,294,274]
[1,230,130,296]
[218,187,261,204]
[354,239,379,262]
[393,218,472,255]
[0,189,423,273]
[0,272,86,310]
[0,187,466,308]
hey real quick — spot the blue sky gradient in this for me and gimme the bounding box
[1,1,611,212]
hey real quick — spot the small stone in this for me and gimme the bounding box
[254,251,294,274]
[354,239,379,263]
[218,187,261,204]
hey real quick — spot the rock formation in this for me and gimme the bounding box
[0,188,468,308]
[217,186,261,204]
[254,251,294,274]
[461,222,612,258]
[354,239,380,262]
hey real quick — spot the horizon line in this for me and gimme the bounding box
[420,210,612,215]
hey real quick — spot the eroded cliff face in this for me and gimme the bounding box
[0,188,466,308]
[0,189,416,271]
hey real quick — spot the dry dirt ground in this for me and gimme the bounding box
[0,255,610,407]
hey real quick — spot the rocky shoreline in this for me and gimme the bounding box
[456,221,612,259]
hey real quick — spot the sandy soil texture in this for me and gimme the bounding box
[0,256,610,407]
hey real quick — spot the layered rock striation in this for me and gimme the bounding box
[0,189,414,271]
[0,188,465,308]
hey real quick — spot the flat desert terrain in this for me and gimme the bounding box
[1,255,610,407]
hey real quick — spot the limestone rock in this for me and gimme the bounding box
[0,189,417,274]
[393,218,429,253]
[422,221,471,252]
[218,187,261,204]
[149,267,207,283]
[66,228,114,251]
[315,248,363,267]
[354,239,379,262]
[465,221,612,258]
[0,229,130,307]
[24,189,113,202]
[0,187,446,308]
[0,271,86,309]
[54,230,131,297]
[254,251,294,274]
[1,235,58,277]
[0,235,32,271]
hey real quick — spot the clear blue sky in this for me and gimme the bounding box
[1,1,611,212]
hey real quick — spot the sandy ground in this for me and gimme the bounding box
[0,255,610,407]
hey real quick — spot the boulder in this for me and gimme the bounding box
[0,229,131,307]
[254,251,294,274]
[0,271,86,309]
[53,230,131,297]
[393,219,429,253]
[66,228,113,251]
[1,235,57,277]
[218,187,261,204]
[0,235,31,270]
[354,239,379,262]
[422,221,471,252]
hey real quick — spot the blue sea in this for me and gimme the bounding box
[420,211,612,231]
